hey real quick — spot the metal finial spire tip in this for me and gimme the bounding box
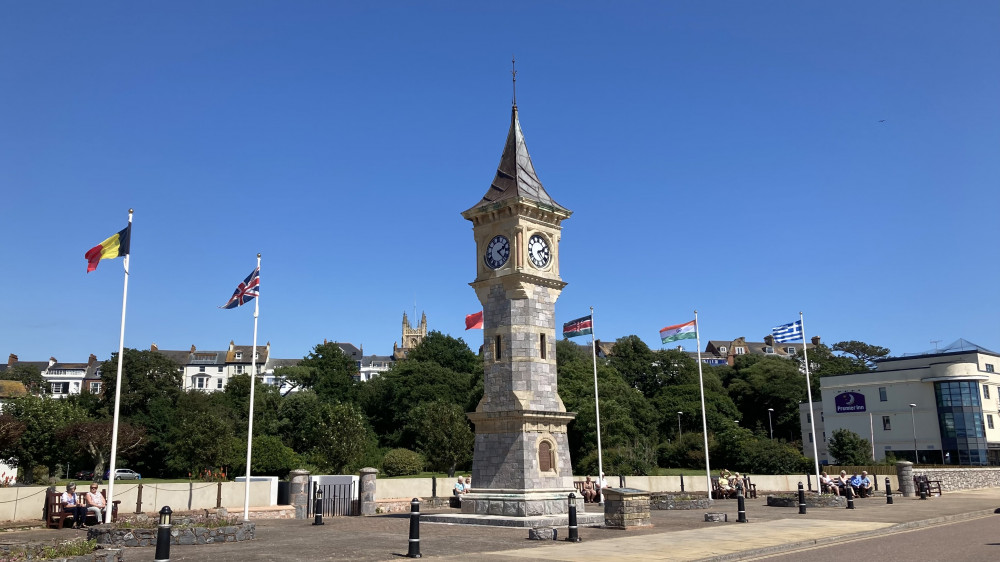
[511,56,517,106]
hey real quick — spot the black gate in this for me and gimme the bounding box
[307,481,359,517]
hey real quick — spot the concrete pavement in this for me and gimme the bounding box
[1,488,998,560]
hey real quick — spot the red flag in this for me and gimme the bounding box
[465,311,483,330]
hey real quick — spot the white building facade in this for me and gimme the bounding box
[807,340,1000,466]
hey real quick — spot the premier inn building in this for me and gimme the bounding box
[802,340,1000,466]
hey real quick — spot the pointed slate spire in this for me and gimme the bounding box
[465,105,568,214]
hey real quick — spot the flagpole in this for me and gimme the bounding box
[800,311,821,491]
[589,306,604,500]
[243,253,261,521]
[106,209,132,518]
[694,310,712,498]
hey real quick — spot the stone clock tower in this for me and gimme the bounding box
[460,101,578,519]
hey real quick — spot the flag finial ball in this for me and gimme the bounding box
[257,253,261,258]
[129,208,134,213]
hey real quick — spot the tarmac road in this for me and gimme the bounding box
[752,513,1000,562]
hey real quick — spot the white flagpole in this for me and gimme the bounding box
[589,307,604,499]
[694,310,712,498]
[243,253,261,521]
[106,209,132,519]
[800,311,821,491]
[869,412,876,460]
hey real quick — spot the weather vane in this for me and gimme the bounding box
[511,55,517,106]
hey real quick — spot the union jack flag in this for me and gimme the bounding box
[220,266,260,309]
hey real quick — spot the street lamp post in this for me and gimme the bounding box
[909,403,918,464]
[767,408,774,440]
[677,412,683,440]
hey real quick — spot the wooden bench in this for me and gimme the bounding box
[572,480,602,503]
[45,489,120,529]
[711,476,755,499]
[914,475,943,496]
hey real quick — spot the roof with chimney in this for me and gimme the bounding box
[463,104,570,217]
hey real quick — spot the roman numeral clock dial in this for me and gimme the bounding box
[485,235,510,269]
[528,234,550,268]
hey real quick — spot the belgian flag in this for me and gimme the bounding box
[85,225,130,272]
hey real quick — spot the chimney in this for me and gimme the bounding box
[7,354,16,366]
[764,335,774,346]
[811,336,821,346]
[229,340,235,351]
[49,357,57,367]
[190,344,196,353]
[88,354,98,366]
[151,343,158,351]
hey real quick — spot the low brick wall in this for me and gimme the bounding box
[913,468,1000,492]
[89,521,255,547]
[649,493,713,510]
[603,488,651,529]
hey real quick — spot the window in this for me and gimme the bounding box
[540,333,547,360]
[989,415,995,430]
[808,432,813,443]
[986,364,995,373]
[217,366,223,373]
[89,382,102,394]
[217,378,223,389]
[806,412,811,423]
[786,347,796,354]
[235,352,243,360]
[883,416,892,430]
[735,347,746,355]
[764,346,774,354]
[50,382,69,394]
[719,346,727,353]
[199,366,206,373]
[495,335,501,360]
[235,365,245,374]
[196,377,207,389]
[984,385,991,400]
[879,387,888,402]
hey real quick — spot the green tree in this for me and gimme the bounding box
[608,336,665,397]
[99,349,182,419]
[405,331,481,375]
[246,435,299,478]
[827,428,873,465]
[60,420,146,480]
[164,391,238,476]
[0,395,89,483]
[0,364,46,394]
[312,403,376,474]
[799,343,866,378]
[725,356,813,441]
[831,340,891,369]
[406,400,473,477]
[287,343,358,402]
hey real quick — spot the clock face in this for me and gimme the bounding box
[528,234,550,268]
[484,235,510,269]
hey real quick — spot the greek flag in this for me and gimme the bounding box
[772,320,803,343]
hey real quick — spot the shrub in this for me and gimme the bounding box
[381,448,424,477]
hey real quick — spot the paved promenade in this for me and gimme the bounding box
[1,488,998,560]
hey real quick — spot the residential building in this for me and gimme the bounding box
[803,339,1000,466]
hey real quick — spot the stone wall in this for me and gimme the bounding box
[89,521,255,547]
[648,493,713,510]
[913,467,1000,491]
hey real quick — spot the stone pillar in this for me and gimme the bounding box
[602,488,651,529]
[289,469,310,519]
[359,467,378,516]
[896,461,914,497]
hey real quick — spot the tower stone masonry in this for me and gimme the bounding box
[460,101,577,517]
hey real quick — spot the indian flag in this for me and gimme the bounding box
[660,320,696,344]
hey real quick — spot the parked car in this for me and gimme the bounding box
[74,470,94,480]
[105,468,141,480]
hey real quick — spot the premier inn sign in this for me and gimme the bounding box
[835,391,867,413]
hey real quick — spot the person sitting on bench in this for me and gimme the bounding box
[61,483,87,529]
[582,476,597,503]
[84,483,107,524]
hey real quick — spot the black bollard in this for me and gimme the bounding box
[153,506,172,562]
[845,484,855,509]
[407,498,422,558]
[567,493,581,542]
[737,491,747,523]
[313,484,324,525]
[919,481,928,500]
[797,481,807,515]
[885,477,893,504]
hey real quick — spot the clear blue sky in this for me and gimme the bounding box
[2,1,998,363]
